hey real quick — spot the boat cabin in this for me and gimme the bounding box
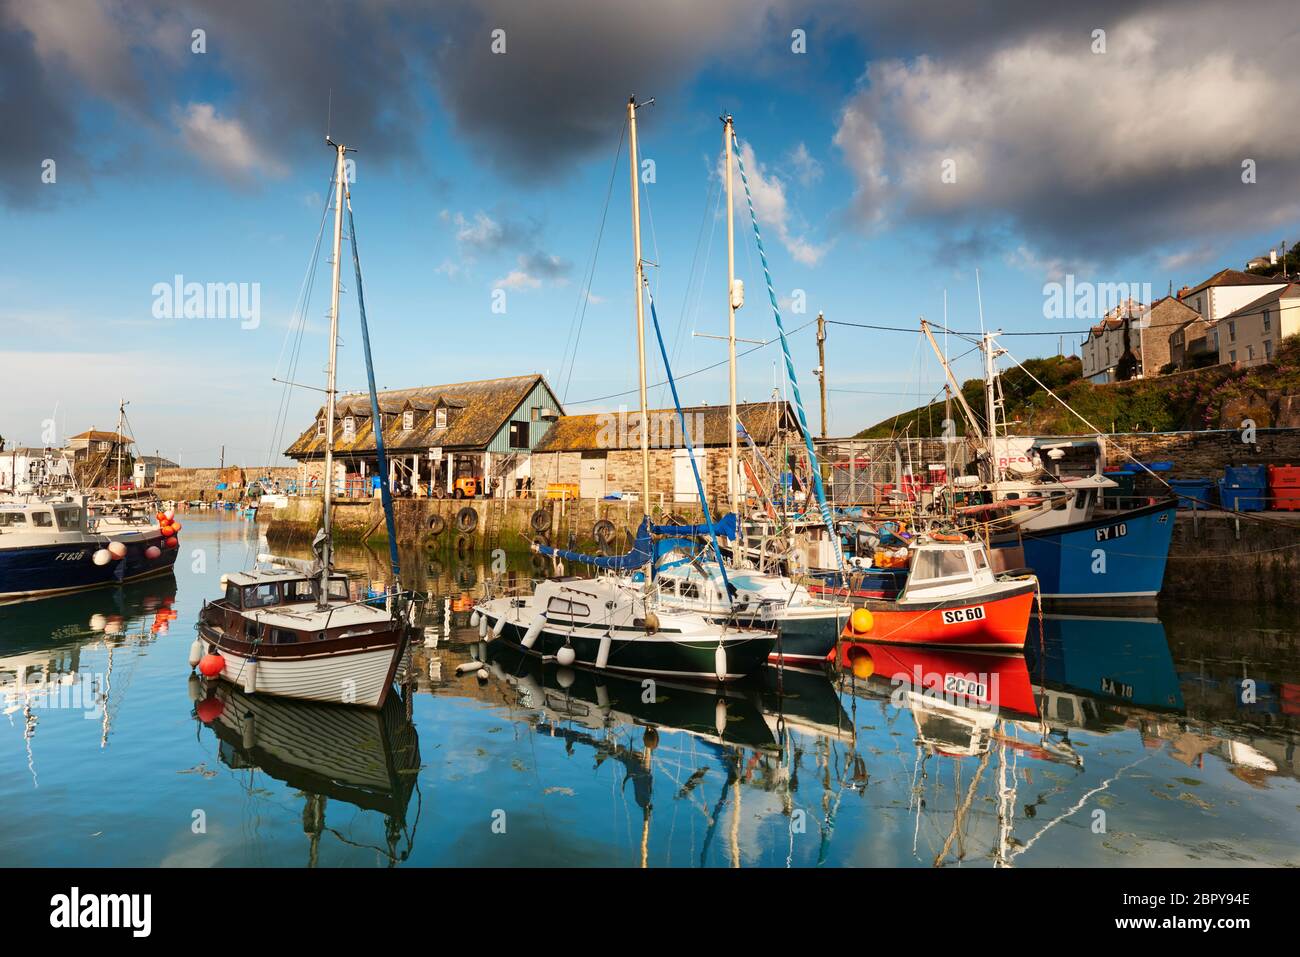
[219,568,352,611]
[899,542,998,602]
[0,497,90,536]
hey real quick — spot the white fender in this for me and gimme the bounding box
[521,613,546,649]
[556,644,576,667]
[456,661,484,675]
[491,616,506,638]
[595,633,613,670]
[470,610,480,627]
[714,644,728,681]
[243,658,257,694]
[188,638,204,668]
[478,614,488,637]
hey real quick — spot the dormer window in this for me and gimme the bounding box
[403,410,414,430]
[343,416,355,439]
[317,417,325,436]
[435,407,447,429]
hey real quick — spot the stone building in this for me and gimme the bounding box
[528,400,798,509]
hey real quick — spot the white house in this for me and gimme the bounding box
[1216,282,1300,366]
[0,447,74,491]
[1178,268,1287,356]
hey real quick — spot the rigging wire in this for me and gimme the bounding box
[559,119,627,403]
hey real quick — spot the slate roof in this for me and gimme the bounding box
[284,374,558,458]
[533,400,797,452]
[1181,268,1285,299]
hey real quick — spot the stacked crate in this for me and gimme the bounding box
[1218,465,1269,512]
[1269,465,1300,511]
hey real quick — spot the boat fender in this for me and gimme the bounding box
[428,513,446,536]
[470,609,480,627]
[530,507,553,533]
[456,507,479,534]
[643,611,660,634]
[592,519,616,546]
[491,615,507,638]
[198,653,225,678]
[188,638,204,668]
[850,608,874,635]
[478,613,488,637]
[522,613,546,649]
[456,661,485,675]
[595,633,613,670]
[243,658,257,694]
[475,668,489,683]
[107,541,128,560]
[714,644,728,681]
[556,644,576,667]
[92,549,113,566]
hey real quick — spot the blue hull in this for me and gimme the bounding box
[1026,614,1183,713]
[993,499,1176,601]
[0,537,177,602]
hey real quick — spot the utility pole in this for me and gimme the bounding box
[219,444,225,470]
[815,311,827,438]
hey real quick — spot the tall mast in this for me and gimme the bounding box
[628,96,651,516]
[320,139,347,601]
[723,114,739,517]
[115,398,125,500]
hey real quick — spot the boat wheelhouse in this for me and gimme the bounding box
[840,539,1036,650]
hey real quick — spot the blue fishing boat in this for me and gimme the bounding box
[992,497,1176,602]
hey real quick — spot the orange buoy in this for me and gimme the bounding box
[165,536,179,549]
[198,653,225,677]
[850,607,874,635]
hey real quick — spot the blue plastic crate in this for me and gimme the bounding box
[1168,478,1215,509]
[1218,479,1267,511]
[1224,465,1268,487]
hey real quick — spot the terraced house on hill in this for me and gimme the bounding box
[283,374,563,497]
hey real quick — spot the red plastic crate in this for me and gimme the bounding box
[1272,488,1300,511]
[1268,464,1300,487]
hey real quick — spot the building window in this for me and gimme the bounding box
[1228,320,1236,341]
[1265,339,1274,358]
[1263,309,1272,332]
[402,410,414,430]
[317,417,325,436]
[1247,344,1254,361]
[96,440,111,452]
[1229,350,1237,363]
[435,407,447,429]
[508,421,529,449]
[530,407,539,422]
[343,416,355,439]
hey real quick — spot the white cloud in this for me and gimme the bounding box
[493,269,542,290]
[176,102,287,182]
[833,7,1300,262]
[723,140,830,266]
[787,142,823,186]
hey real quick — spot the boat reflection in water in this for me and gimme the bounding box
[0,575,178,770]
[487,641,869,866]
[190,682,422,866]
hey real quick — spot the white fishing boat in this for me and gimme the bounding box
[192,137,415,709]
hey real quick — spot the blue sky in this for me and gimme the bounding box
[3,1,1296,465]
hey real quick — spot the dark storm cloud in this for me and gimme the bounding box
[0,23,81,207]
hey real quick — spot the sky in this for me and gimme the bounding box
[3,0,1299,466]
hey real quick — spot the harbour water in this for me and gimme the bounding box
[1,513,1297,867]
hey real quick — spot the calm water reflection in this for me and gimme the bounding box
[0,514,1296,867]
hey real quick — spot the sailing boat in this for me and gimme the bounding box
[473,97,773,682]
[193,138,415,708]
[648,113,846,667]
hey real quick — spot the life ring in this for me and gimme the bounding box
[530,507,553,533]
[592,518,616,546]
[456,507,479,534]
[428,513,446,536]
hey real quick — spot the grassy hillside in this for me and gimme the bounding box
[856,335,1300,438]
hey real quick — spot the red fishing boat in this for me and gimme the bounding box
[839,541,1035,651]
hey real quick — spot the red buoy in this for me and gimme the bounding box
[165,536,179,549]
[198,653,225,678]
